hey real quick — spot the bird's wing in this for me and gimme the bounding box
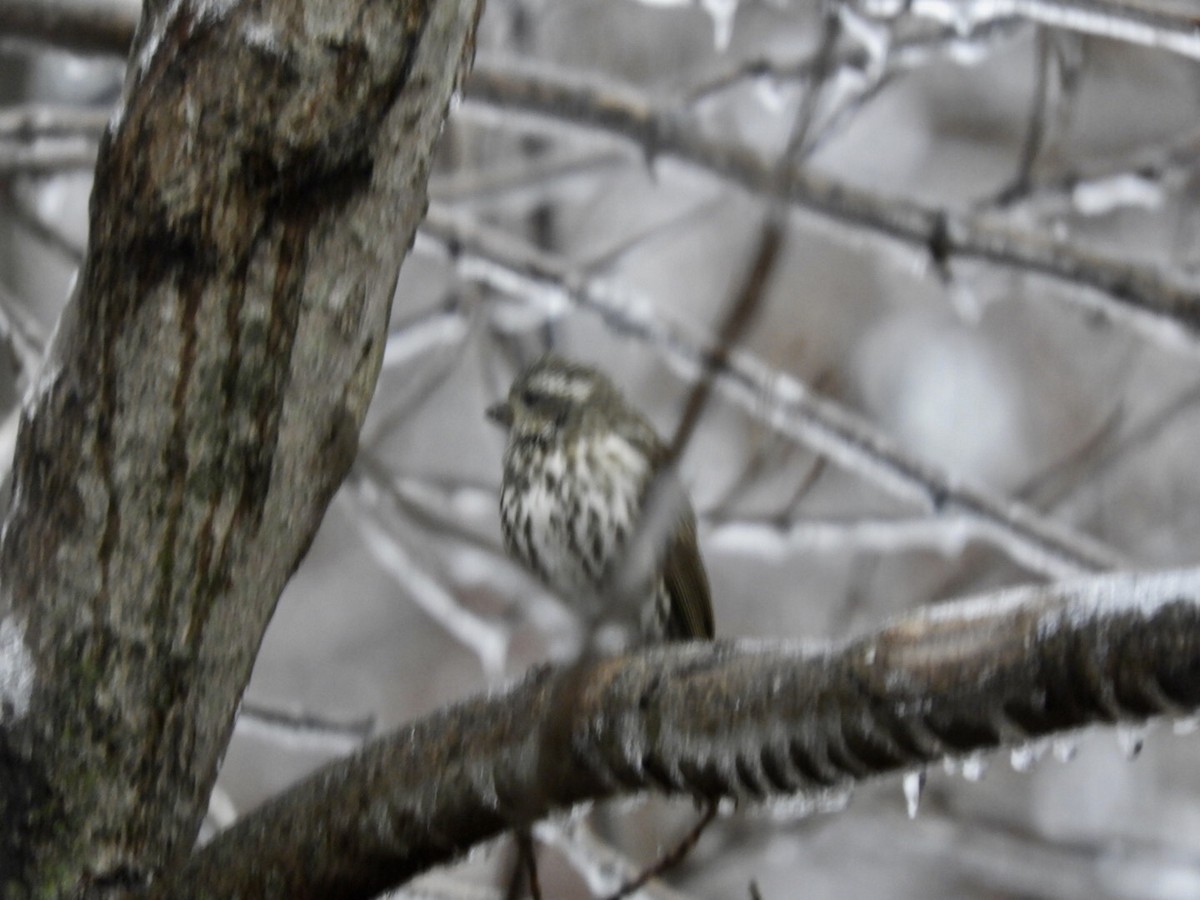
[662,513,715,640]
[626,417,715,641]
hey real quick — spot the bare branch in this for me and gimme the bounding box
[598,803,715,900]
[236,701,375,755]
[0,138,97,175]
[0,0,138,55]
[0,105,111,141]
[157,567,1200,899]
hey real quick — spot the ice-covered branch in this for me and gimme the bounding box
[687,17,1022,103]
[0,138,96,175]
[0,105,110,141]
[906,0,1200,62]
[157,567,1200,899]
[464,62,1200,351]
[418,208,1124,580]
[0,104,103,175]
[705,515,987,561]
[994,124,1200,218]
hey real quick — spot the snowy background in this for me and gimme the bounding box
[3,1,1200,897]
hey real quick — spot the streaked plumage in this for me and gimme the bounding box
[487,354,714,642]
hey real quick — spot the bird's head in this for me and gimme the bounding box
[487,354,616,441]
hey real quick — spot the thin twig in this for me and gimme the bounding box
[600,802,717,900]
[236,702,376,755]
[994,27,1054,206]
[504,829,541,900]
[0,105,110,141]
[995,123,1200,218]
[0,138,96,175]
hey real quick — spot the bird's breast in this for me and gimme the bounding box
[500,435,649,600]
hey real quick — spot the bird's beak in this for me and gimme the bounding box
[486,401,513,429]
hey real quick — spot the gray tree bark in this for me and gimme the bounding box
[0,0,482,895]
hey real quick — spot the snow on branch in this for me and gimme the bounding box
[906,0,1200,62]
[156,567,1200,899]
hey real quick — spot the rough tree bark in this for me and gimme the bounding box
[0,0,482,895]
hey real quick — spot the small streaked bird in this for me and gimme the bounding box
[487,354,714,643]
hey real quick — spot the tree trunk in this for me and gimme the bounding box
[0,0,482,894]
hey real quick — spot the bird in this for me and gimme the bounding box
[487,353,714,643]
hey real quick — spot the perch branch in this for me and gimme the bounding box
[157,567,1200,899]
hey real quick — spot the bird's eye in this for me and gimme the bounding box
[521,388,542,408]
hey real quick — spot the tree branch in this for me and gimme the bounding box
[463,61,1200,350]
[0,0,139,55]
[0,0,482,894]
[418,207,1125,580]
[157,567,1200,899]
[907,0,1200,63]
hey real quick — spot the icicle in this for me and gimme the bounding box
[1010,741,1047,773]
[960,752,988,782]
[752,76,790,113]
[1172,716,1200,736]
[1116,724,1148,760]
[837,2,893,82]
[1052,737,1079,763]
[701,0,740,51]
[902,770,925,819]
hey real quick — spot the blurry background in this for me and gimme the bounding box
[3,1,1200,897]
